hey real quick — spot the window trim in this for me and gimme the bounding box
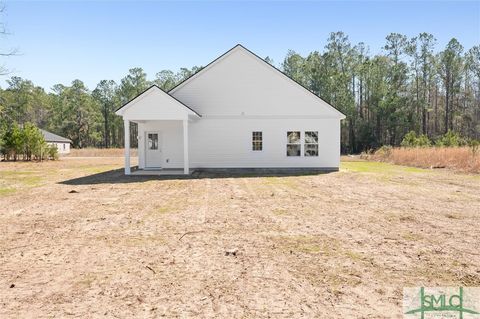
[284,131,320,157]
[251,131,263,152]
[286,131,301,157]
[304,143,319,157]
[304,131,319,157]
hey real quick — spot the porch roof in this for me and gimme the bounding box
[115,85,201,120]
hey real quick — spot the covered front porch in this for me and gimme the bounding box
[115,85,201,176]
[124,119,191,175]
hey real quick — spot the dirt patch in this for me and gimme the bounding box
[0,158,479,317]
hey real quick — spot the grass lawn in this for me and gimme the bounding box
[0,157,479,318]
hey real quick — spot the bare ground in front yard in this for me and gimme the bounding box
[0,157,479,318]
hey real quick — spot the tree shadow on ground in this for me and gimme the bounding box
[59,167,336,185]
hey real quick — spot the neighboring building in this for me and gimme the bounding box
[40,129,72,154]
[115,44,346,175]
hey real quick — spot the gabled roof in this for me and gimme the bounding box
[40,129,72,143]
[169,44,346,119]
[168,45,241,94]
[115,85,201,117]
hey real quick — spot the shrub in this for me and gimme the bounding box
[401,131,417,147]
[0,122,56,161]
[468,139,480,156]
[400,131,431,147]
[415,134,432,147]
[47,144,59,160]
[435,130,466,147]
[23,122,47,160]
[359,149,375,159]
[1,123,24,161]
[373,145,393,160]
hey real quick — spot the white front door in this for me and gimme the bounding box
[145,131,163,169]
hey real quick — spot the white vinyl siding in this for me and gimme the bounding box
[47,142,70,154]
[188,118,340,168]
[170,47,344,119]
[138,121,184,169]
[137,118,340,169]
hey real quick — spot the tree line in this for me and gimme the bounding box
[0,32,478,153]
[282,32,479,152]
[0,67,201,149]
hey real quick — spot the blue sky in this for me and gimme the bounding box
[1,1,479,91]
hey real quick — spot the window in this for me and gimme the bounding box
[304,131,318,156]
[148,133,158,150]
[252,131,263,151]
[286,131,301,156]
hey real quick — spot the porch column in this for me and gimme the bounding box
[183,119,189,175]
[124,119,131,175]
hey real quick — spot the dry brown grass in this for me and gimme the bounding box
[365,147,480,174]
[68,147,137,157]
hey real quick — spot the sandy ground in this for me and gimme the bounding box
[0,157,479,318]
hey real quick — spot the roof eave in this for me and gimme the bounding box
[115,85,202,117]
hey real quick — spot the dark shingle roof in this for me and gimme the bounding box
[40,129,72,143]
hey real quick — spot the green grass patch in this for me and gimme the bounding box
[0,170,45,191]
[0,187,16,196]
[79,165,119,174]
[276,235,340,255]
[96,234,165,248]
[401,232,423,241]
[0,170,36,177]
[462,174,480,181]
[272,208,289,216]
[144,202,184,219]
[262,176,298,188]
[20,175,43,186]
[0,171,43,187]
[157,206,173,214]
[341,161,428,174]
[343,250,375,264]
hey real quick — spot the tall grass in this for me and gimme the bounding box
[68,148,138,157]
[364,147,480,174]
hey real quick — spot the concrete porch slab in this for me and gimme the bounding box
[130,168,194,176]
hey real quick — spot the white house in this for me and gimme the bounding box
[40,129,72,154]
[115,44,345,175]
